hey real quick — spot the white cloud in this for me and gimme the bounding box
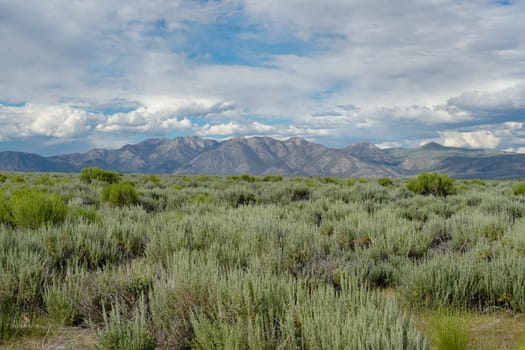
[447,85,525,114]
[0,104,99,141]
[503,147,525,154]
[1,0,525,153]
[438,130,501,149]
[198,121,276,136]
[96,109,194,133]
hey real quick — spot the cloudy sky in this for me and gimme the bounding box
[1,0,525,155]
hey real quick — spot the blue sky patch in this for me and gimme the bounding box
[0,100,25,107]
[181,13,316,66]
[79,98,142,116]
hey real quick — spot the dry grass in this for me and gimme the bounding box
[414,310,525,350]
[0,327,96,350]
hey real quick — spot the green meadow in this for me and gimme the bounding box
[1,169,525,349]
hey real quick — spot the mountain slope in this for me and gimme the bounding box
[385,142,507,172]
[50,136,218,173]
[430,154,525,179]
[179,137,401,177]
[0,152,75,172]
[1,137,524,178]
[344,142,399,165]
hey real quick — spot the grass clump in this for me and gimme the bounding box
[429,312,469,350]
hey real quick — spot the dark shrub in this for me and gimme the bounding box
[222,188,257,208]
[378,178,394,187]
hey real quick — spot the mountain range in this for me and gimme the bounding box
[0,136,524,179]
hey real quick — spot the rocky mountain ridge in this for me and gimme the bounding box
[0,136,522,178]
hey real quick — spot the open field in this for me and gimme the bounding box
[1,171,525,349]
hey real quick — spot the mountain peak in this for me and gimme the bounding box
[346,142,382,152]
[420,141,447,150]
[284,136,308,146]
[345,142,396,164]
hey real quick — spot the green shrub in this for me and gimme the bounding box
[470,179,485,186]
[142,175,161,187]
[196,175,209,182]
[102,183,139,207]
[320,176,338,184]
[33,175,53,186]
[80,167,122,184]
[0,190,11,226]
[239,174,256,182]
[262,175,283,182]
[378,178,394,186]
[345,179,356,186]
[10,174,25,183]
[68,206,100,223]
[171,184,184,191]
[9,189,67,229]
[513,182,525,196]
[0,173,7,183]
[406,172,455,197]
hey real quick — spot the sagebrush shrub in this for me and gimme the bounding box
[44,273,83,326]
[98,297,155,350]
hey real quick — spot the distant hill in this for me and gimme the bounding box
[0,136,524,178]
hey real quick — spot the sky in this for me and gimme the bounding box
[1,0,525,155]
